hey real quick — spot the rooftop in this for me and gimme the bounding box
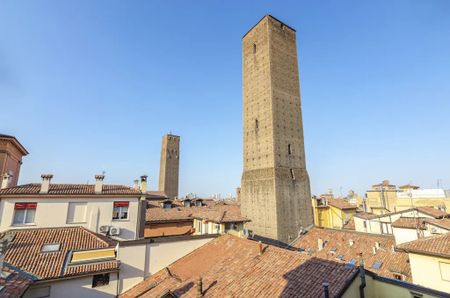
[396,233,450,258]
[0,134,29,155]
[326,198,358,210]
[121,234,358,298]
[391,217,426,230]
[0,183,142,196]
[1,227,119,280]
[0,266,33,297]
[293,227,411,281]
[146,200,249,224]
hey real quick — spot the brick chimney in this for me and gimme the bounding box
[1,173,12,189]
[95,175,105,194]
[140,175,148,193]
[40,174,53,194]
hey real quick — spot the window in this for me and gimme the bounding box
[92,273,110,288]
[112,202,129,220]
[372,261,383,269]
[363,221,367,229]
[215,224,220,233]
[41,243,60,253]
[253,43,256,54]
[440,262,450,281]
[67,202,87,223]
[13,202,36,225]
[393,273,403,281]
[290,169,295,180]
[255,118,259,130]
[346,259,357,269]
[288,144,292,155]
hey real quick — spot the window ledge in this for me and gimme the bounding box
[112,219,130,222]
[11,223,36,227]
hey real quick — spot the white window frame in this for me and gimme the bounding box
[12,204,36,226]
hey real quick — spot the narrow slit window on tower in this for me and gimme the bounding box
[288,144,292,155]
[290,169,295,180]
[255,118,259,130]
[253,43,257,54]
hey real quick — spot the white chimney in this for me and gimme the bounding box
[133,179,139,190]
[318,238,324,251]
[40,174,53,194]
[349,239,354,247]
[95,175,105,194]
[1,173,12,189]
[140,175,148,193]
[372,247,377,255]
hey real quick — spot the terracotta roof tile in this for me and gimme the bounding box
[353,213,378,220]
[2,227,119,280]
[396,233,450,258]
[415,206,448,219]
[326,198,357,210]
[120,235,358,298]
[146,201,249,224]
[0,183,142,196]
[343,219,355,230]
[0,266,33,297]
[392,217,426,230]
[424,218,450,230]
[293,227,411,281]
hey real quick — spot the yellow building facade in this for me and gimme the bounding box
[312,196,358,229]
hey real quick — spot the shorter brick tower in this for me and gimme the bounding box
[158,134,180,199]
[0,134,28,188]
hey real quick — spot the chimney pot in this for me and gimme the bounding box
[196,277,203,298]
[318,238,324,251]
[1,174,12,189]
[349,239,354,247]
[95,175,105,194]
[40,174,53,194]
[140,175,148,193]
[133,179,140,190]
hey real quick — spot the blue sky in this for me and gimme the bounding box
[1,1,450,197]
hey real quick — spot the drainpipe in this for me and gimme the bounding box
[359,253,366,298]
[116,271,120,297]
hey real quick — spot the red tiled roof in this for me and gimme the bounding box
[326,198,357,210]
[424,218,450,230]
[415,207,448,219]
[396,233,450,258]
[353,213,378,220]
[0,183,142,196]
[146,200,249,224]
[0,266,33,297]
[293,227,411,281]
[120,235,358,298]
[2,227,119,280]
[343,219,355,230]
[392,217,426,230]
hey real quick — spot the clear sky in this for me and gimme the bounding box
[1,1,450,197]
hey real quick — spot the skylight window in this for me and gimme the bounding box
[41,243,60,253]
[346,259,357,269]
[336,255,344,261]
[372,261,383,269]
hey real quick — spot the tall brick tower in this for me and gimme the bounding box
[240,15,313,243]
[158,134,180,199]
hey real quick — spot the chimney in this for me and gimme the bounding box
[133,179,140,190]
[1,173,12,189]
[140,175,148,193]
[95,175,105,194]
[349,239,354,247]
[40,174,53,194]
[196,277,203,298]
[375,242,380,250]
[372,247,377,255]
[258,241,263,255]
[318,238,324,251]
[322,282,330,298]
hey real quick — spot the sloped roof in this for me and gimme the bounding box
[120,235,358,298]
[146,200,249,224]
[326,198,357,210]
[424,218,450,230]
[293,227,411,281]
[0,134,29,155]
[391,217,426,230]
[415,206,448,219]
[0,266,33,297]
[2,227,119,280]
[396,233,450,258]
[0,183,142,196]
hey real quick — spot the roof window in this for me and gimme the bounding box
[41,243,60,253]
[346,259,357,269]
[371,261,383,269]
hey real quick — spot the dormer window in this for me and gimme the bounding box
[163,200,172,209]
